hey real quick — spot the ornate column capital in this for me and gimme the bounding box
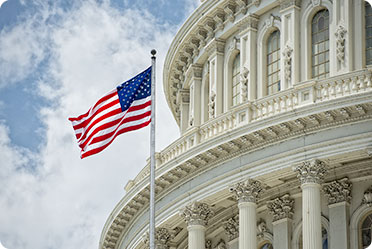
[223,215,239,241]
[362,186,372,207]
[180,201,214,226]
[294,159,327,185]
[323,178,352,205]
[143,227,174,249]
[229,179,264,203]
[279,0,301,11]
[267,194,294,222]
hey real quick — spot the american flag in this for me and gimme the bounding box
[69,67,152,159]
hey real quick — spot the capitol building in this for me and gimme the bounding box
[100,0,372,249]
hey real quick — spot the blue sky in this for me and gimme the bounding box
[0,0,199,248]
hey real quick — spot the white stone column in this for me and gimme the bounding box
[230,179,263,249]
[238,14,259,101]
[267,194,294,249]
[206,39,225,116]
[323,178,352,249]
[180,201,214,249]
[279,0,301,89]
[294,159,327,249]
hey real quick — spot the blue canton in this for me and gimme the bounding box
[117,66,152,112]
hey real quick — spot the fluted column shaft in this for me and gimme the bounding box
[295,159,327,249]
[188,224,205,249]
[238,202,257,249]
[230,179,263,249]
[302,182,322,249]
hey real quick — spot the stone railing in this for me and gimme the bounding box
[130,69,372,187]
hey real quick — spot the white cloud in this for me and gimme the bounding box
[0,1,181,249]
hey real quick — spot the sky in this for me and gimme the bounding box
[0,0,199,248]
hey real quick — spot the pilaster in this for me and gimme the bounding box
[268,194,294,249]
[323,178,352,249]
[206,39,225,116]
[279,0,301,88]
[187,64,203,127]
[238,14,259,101]
[176,90,190,134]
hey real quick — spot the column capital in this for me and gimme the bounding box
[143,227,174,249]
[294,159,327,185]
[186,64,203,81]
[229,179,264,203]
[223,215,239,241]
[237,14,259,32]
[323,178,352,205]
[206,38,225,57]
[279,0,301,11]
[180,201,214,226]
[267,194,294,222]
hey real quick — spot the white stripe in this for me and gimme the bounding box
[78,103,151,148]
[82,115,151,153]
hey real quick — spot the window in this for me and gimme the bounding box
[260,243,273,249]
[366,2,372,65]
[311,9,330,79]
[232,53,240,106]
[267,30,280,95]
[361,213,372,248]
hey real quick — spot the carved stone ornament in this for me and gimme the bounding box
[282,45,293,81]
[206,239,212,249]
[208,91,216,118]
[237,14,259,31]
[312,0,321,7]
[323,178,352,205]
[265,15,280,28]
[335,25,347,63]
[279,0,302,11]
[294,159,327,185]
[230,178,264,203]
[223,215,239,241]
[180,201,214,226]
[228,37,240,52]
[257,219,268,239]
[214,239,227,249]
[253,0,261,7]
[143,227,174,249]
[240,66,249,102]
[362,186,372,207]
[267,194,294,221]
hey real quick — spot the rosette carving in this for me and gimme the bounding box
[323,178,352,205]
[294,159,327,185]
[180,201,214,226]
[230,179,264,203]
[223,215,239,241]
[267,194,294,221]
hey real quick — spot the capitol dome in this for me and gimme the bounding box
[100,0,372,249]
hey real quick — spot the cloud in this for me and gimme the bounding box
[0,1,182,248]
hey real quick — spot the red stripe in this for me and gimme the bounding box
[81,119,151,159]
[69,91,117,122]
[80,110,151,149]
[72,98,120,130]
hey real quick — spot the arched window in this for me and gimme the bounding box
[267,30,280,95]
[361,212,372,248]
[311,9,330,79]
[232,53,240,106]
[366,2,372,65]
[260,242,273,249]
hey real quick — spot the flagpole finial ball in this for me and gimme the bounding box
[151,49,157,56]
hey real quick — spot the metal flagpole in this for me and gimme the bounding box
[149,49,156,249]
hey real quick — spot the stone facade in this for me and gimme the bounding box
[100,1,372,249]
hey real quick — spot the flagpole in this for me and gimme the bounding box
[149,49,156,249]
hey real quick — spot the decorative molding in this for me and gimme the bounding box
[279,0,302,10]
[294,159,327,185]
[206,239,212,249]
[240,66,249,102]
[323,178,352,205]
[311,0,321,7]
[180,201,214,226]
[252,0,261,7]
[229,178,264,203]
[362,186,372,207]
[206,39,225,56]
[214,239,227,249]
[283,45,293,81]
[223,215,239,241]
[224,1,236,23]
[265,15,281,29]
[335,25,347,63]
[208,91,216,118]
[143,227,174,249]
[267,194,294,221]
[257,219,268,239]
[237,14,259,32]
